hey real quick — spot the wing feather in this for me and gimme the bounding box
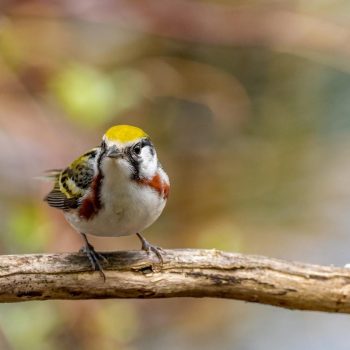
[44,148,100,211]
[45,188,79,210]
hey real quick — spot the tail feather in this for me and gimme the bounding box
[35,169,62,182]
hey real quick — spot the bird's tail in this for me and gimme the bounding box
[35,169,62,182]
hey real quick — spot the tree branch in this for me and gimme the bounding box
[1,249,350,313]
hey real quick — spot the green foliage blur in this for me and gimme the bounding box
[1,1,350,349]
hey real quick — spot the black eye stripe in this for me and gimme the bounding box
[126,148,140,180]
[141,139,152,148]
[130,139,153,155]
[119,138,154,180]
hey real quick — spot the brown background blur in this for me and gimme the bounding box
[1,1,350,349]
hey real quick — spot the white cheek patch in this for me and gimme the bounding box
[140,146,158,179]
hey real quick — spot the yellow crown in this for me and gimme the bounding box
[104,125,148,143]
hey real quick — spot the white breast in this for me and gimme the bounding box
[65,159,167,237]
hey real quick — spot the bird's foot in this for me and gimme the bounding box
[79,243,108,281]
[136,233,164,264]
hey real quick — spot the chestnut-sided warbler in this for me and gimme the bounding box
[45,125,170,278]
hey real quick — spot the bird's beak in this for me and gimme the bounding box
[106,147,123,159]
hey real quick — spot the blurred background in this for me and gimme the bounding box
[1,0,350,349]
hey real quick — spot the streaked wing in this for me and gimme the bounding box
[44,148,100,210]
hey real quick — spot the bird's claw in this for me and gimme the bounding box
[143,242,164,264]
[80,243,107,280]
[137,233,164,264]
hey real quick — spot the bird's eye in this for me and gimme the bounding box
[133,143,142,155]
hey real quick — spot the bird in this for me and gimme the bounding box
[44,125,170,279]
